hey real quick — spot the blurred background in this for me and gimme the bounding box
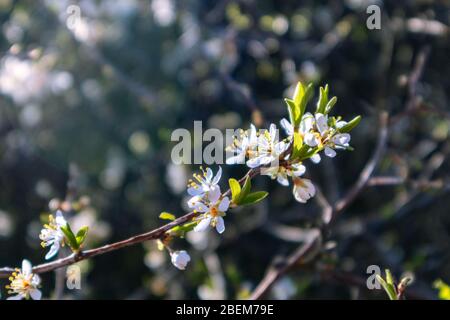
[0,0,449,299]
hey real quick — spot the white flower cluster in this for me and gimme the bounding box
[167,84,358,271]
[281,112,351,163]
[225,110,352,204]
[226,123,289,168]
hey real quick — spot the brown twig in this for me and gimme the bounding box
[0,168,259,278]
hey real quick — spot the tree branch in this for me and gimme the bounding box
[0,168,259,278]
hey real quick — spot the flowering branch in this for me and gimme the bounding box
[0,166,263,277]
[1,81,361,299]
[249,112,388,300]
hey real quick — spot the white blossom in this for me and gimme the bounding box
[6,260,42,300]
[39,210,67,260]
[187,166,222,201]
[292,177,316,203]
[226,124,258,165]
[262,163,306,187]
[193,187,230,234]
[246,124,288,168]
[170,250,191,270]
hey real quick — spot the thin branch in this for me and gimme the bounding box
[0,168,259,278]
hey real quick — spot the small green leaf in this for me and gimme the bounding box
[325,96,337,114]
[75,226,89,246]
[284,98,298,127]
[240,191,269,205]
[240,176,252,200]
[169,221,198,237]
[385,269,395,286]
[291,132,304,160]
[293,82,304,107]
[339,115,361,133]
[60,223,79,251]
[316,85,329,114]
[297,83,314,121]
[159,212,176,221]
[229,178,241,203]
[434,279,450,300]
[286,82,314,127]
[376,274,398,300]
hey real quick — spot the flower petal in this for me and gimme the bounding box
[7,294,24,300]
[29,289,42,300]
[310,153,321,164]
[55,211,67,227]
[212,166,222,185]
[194,216,212,232]
[304,179,316,197]
[215,217,225,234]
[277,174,289,186]
[208,186,221,203]
[187,187,203,196]
[315,113,328,136]
[292,164,306,176]
[45,243,60,260]
[280,118,293,136]
[304,133,318,147]
[324,146,337,158]
[21,259,32,276]
[218,197,230,212]
[205,167,213,181]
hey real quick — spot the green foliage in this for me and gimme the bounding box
[61,223,89,251]
[169,221,198,237]
[316,85,329,114]
[75,226,89,247]
[159,212,176,221]
[285,82,314,127]
[340,115,362,133]
[376,269,398,300]
[238,191,269,205]
[434,280,450,300]
[229,176,268,206]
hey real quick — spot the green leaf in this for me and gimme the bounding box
[240,176,252,200]
[325,96,337,114]
[229,178,241,203]
[293,82,304,106]
[230,177,252,205]
[239,191,269,206]
[385,269,395,286]
[316,85,329,114]
[75,226,89,246]
[376,274,398,300]
[286,82,314,127]
[159,212,176,221]
[339,115,361,133]
[60,223,79,251]
[297,83,314,121]
[284,98,298,127]
[434,279,450,300]
[169,221,198,237]
[291,132,304,160]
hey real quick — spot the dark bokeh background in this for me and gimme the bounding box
[0,0,449,299]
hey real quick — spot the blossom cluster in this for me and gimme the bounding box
[164,82,360,270]
[4,82,360,297]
